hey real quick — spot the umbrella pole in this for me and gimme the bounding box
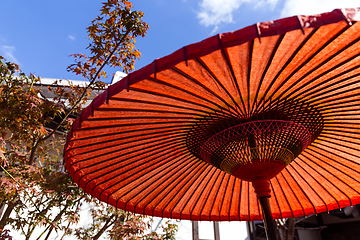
[252,177,277,240]
[259,196,277,240]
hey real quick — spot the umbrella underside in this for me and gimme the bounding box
[195,98,323,181]
[65,9,360,221]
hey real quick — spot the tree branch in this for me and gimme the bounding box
[38,204,69,240]
[29,28,132,164]
[92,214,117,240]
[59,196,85,240]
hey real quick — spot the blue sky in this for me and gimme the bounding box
[1,0,359,83]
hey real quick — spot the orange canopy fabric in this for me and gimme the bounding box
[64,8,360,221]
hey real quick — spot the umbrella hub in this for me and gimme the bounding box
[200,120,312,181]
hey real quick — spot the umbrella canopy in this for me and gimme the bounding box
[65,8,360,221]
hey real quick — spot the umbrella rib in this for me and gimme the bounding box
[126,155,200,216]
[86,116,198,121]
[325,121,360,125]
[120,153,194,214]
[297,155,350,208]
[270,25,352,102]
[320,100,360,112]
[238,180,243,221]
[93,152,187,203]
[219,36,247,117]
[323,124,360,131]
[324,109,360,116]
[271,100,292,152]
[216,173,230,221]
[279,171,304,217]
[255,28,319,108]
[190,169,222,221]
[294,157,340,210]
[288,161,329,214]
[96,147,191,202]
[109,97,215,115]
[171,66,238,116]
[315,93,360,109]
[247,39,254,117]
[286,54,360,100]
[147,159,208,218]
[141,77,235,117]
[195,58,243,117]
[283,167,316,216]
[66,127,188,154]
[94,107,205,116]
[307,80,360,106]
[227,176,236,221]
[307,146,360,195]
[270,177,284,219]
[73,120,197,131]
[164,163,214,220]
[160,162,209,219]
[248,181,251,221]
[69,125,188,154]
[214,172,229,221]
[128,156,194,210]
[251,34,285,116]
[73,138,187,182]
[304,77,360,104]
[78,140,187,175]
[83,145,187,196]
[125,86,234,119]
[277,27,360,101]
[303,149,360,205]
[67,124,190,147]
[109,154,201,216]
[68,132,187,171]
[321,129,360,143]
[84,115,201,124]
[175,165,218,220]
[268,99,312,154]
[276,175,295,218]
[314,139,360,160]
[197,171,227,221]
[322,108,360,116]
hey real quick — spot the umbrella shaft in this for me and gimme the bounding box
[259,196,277,240]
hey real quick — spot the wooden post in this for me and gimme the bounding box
[213,221,220,240]
[259,196,277,240]
[192,221,199,240]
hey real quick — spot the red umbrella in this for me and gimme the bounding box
[65,8,360,239]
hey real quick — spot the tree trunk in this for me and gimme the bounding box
[0,201,16,230]
[0,203,5,220]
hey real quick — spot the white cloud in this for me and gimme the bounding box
[68,35,76,41]
[196,0,358,33]
[1,45,20,64]
[197,0,278,28]
[280,0,359,18]
[197,0,242,27]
